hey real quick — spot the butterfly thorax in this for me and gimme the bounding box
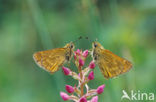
[92,41,104,62]
[64,42,75,62]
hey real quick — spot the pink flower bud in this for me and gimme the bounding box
[96,84,105,94]
[62,66,70,75]
[60,92,70,101]
[79,97,87,102]
[88,71,94,80]
[91,96,98,102]
[76,49,81,55]
[65,85,74,93]
[89,61,95,69]
[82,50,88,57]
[79,58,84,66]
[74,55,77,60]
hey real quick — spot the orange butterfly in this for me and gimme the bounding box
[33,42,74,73]
[92,41,132,79]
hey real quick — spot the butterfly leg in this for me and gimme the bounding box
[67,62,71,68]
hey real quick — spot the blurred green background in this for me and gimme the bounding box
[0,0,156,102]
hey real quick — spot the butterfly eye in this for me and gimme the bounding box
[70,44,73,48]
[94,43,97,48]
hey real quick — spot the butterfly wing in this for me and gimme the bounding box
[98,49,132,79]
[33,48,67,73]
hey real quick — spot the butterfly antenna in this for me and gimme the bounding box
[95,38,98,41]
[84,36,94,43]
[73,36,83,43]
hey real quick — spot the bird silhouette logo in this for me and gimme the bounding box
[121,90,131,100]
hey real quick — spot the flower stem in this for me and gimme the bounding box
[80,82,85,97]
[78,65,84,97]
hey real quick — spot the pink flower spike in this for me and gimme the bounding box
[62,66,71,75]
[60,92,70,101]
[79,58,84,66]
[88,71,94,80]
[91,96,98,102]
[65,85,74,93]
[82,50,88,57]
[79,97,87,102]
[89,61,95,69]
[96,84,105,94]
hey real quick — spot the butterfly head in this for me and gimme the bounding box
[64,42,75,50]
[92,41,104,49]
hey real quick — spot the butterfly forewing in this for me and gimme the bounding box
[98,49,132,79]
[33,48,67,73]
